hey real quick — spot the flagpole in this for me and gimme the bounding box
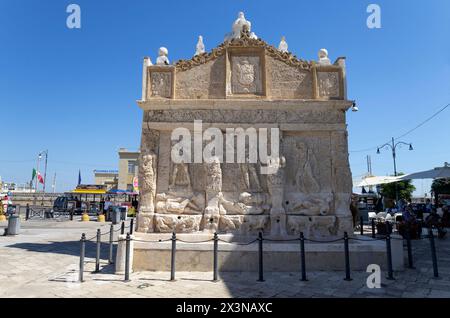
[43,150,48,194]
[35,153,41,192]
[52,173,56,193]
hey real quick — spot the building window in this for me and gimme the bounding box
[128,161,137,174]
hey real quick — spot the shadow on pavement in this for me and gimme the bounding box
[6,241,115,260]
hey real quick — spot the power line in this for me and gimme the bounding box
[349,102,450,153]
[394,103,450,140]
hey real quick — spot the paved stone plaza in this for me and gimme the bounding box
[1,220,450,298]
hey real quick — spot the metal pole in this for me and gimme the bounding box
[124,233,131,282]
[170,232,176,281]
[95,229,101,273]
[79,233,86,282]
[43,150,48,194]
[121,221,125,235]
[360,216,364,235]
[300,232,307,281]
[257,232,264,282]
[344,232,352,281]
[130,218,134,235]
[406,224,414,269]
[109,224,114,264]
[428,228,439,278]
[386,234,394,280]
[35,153,41,193]
[213,233,219,282]
[371,218,376,238]
[391,137,400,203]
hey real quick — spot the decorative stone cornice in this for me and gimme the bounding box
[175,28,312,72]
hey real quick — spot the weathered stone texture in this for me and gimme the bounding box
[267,56,313,99]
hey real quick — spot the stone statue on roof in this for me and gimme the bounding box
[224,11,258,41]
[156,47,170,65]
[317,48,331,65]
[195,35,205,56]
[278,36,288,53]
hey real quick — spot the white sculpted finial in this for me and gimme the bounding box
[141,56,153,101]
[144,56,153,66]
[156,47,170,65]
[278,36,288,53]
[224,11,257,41]
[317,48,331,65]
[195,35,205,56]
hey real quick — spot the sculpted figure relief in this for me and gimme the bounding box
[155,193,205,215]
[139,153,156,212]
[203,157,222,233]
[266,156,287,236]
[219,192,267,215]
[170,161,191,191]
[295,142,320,193]
[286,193,332,216]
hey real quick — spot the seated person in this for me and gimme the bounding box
[425,209,447,239]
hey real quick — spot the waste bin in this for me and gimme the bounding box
[111,207,121,225]
[7,215,20,235]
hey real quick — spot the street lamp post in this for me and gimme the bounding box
[377,137,413,203]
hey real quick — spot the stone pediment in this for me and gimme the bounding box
[142,29,347,101]
[175,29,312,72]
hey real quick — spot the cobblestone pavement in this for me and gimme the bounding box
[1,220,450,298]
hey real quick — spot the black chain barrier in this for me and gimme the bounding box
[76,218,445,284]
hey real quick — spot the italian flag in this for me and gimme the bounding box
[32,168,44,184]
[37,171,44,184]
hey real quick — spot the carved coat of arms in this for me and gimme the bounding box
[237,60,255,86]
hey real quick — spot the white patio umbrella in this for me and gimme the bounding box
[398,162,450,180]
[354,175,401,187]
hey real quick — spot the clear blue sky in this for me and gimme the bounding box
[1,0,449,194]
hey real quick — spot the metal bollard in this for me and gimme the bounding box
[170,232,176,281]
[386,234,394,280]
[300,232,307,281]
[108,224,114,264]
[257,232,264,282]
[213,233,219,282]
[124,233,131,282]
[406,225,414,269]
[26,204,30,221]
[121,221,125,235]
[360,216,364,235]
[94,229,101,273]
[428,228,439,278]
[79,233,86,282]
[130,218,134,235]
[371,218,376,238]
[344,232,352,281]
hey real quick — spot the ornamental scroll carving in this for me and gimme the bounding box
[175,29,312,72]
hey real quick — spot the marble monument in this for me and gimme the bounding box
[135,12,353,241]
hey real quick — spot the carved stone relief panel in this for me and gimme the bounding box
[267,57,313,99]
[282,132,332,194]
[144,109,345,124]
[150,71,172,98]
[317,71,340,99]
[175,56,225,99]
[231,56,262,94]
